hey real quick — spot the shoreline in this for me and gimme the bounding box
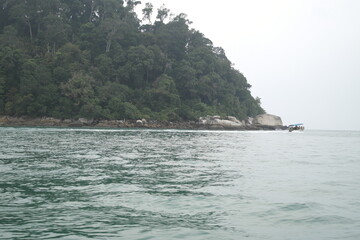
[0,116,287,131]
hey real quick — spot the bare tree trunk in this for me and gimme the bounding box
[105,29,116,53]
[89,0,95,22]
[52,42,56,56]
[146,69,149,85]
[105,38,112,53]
[37,22,41,38]
[25,19,33,41]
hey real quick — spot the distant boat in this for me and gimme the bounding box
[288,123,304,132]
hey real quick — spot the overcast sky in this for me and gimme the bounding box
[137,0,360,130]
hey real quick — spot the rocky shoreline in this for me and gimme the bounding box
[0,114,288,131]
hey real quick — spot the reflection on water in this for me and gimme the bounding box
[0,128,360,239]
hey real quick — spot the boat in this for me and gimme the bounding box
[288,123,304,132]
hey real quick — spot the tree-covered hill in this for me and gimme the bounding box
[0,0,264,122]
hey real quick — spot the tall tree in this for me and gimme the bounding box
[156,4,170,23]
[142,2,153,24]
[40,14,71,54]
[61,72,96,106]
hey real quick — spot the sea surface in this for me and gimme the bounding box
[0,127,359,240]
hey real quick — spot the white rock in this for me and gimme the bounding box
[78,118,93,124]
[226,116,241,123]
[198,116,243,128]
[253,114,283,126]
[246,117,254,125]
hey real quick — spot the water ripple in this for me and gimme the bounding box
[1,128,360,239]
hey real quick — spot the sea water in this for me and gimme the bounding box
[0,127,359,240]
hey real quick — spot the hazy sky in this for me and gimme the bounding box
[137,0,360,130]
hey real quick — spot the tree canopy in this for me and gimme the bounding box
[0,0,264,122]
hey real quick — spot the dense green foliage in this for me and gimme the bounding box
[0,0,264,121]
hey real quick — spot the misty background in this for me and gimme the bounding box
[139,0,360,130]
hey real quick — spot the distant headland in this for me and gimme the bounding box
[1,1,265,126]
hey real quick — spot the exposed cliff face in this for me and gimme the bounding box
[199,116,244,130]
[253,114,283,127]
[198,114,285,130]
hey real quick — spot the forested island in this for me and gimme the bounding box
[0,0,265,124]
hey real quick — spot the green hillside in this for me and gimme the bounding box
[0,0,264,122]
